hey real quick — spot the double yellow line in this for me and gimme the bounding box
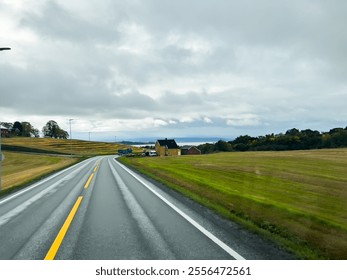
[44,161,100,260]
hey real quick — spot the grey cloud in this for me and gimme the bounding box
[21,1,122,44]
[1,0,346,139]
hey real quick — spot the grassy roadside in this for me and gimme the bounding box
[119,149,347,259]
[0,137,139,195]
[0,151,80,197]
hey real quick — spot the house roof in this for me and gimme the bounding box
[157,139,179,149]
[181,145,193,150]
[181,145,201,151]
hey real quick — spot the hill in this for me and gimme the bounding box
[2,137,138,156]
[0,137,138,193]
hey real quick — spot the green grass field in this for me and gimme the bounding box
[119,149,347,259]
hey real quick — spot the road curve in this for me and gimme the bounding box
[0,156,294,260]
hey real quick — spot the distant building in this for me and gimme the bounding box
[118,148,133,156]
[0,126,10,138]
[181,145,201,155]
[155,138,181,156]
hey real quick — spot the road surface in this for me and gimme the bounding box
[0,156,294,260]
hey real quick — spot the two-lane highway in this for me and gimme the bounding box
[0,156,294,260]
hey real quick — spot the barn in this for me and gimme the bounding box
[180,145,201,155]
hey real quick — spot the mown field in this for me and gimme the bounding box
[119,149,347,259]
[2,137,135,156]
[1,151,78,192]
[1,137,138,193]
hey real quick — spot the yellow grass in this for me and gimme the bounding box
[2,137,140,156]
[1,137,139,191]
[1,151,78,190]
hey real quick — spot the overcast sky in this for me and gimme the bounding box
[1,0,346,141]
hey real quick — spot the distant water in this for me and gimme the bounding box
[133,141,215,148]
[177,141,215,146]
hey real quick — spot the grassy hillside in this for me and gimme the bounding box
[1,151,78,193]
[119,149,347,259]
[2,137,136,156]
[1,137,139,193]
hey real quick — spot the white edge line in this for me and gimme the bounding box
[113,158,246,260]
[0,157,95,206]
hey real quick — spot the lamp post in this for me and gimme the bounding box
[69,119,73,157]
[0,47,11,191]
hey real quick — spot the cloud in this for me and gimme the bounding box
[203,117,213,124]
[1,0,346,140]
[226,114,261,127]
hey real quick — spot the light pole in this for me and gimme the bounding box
[69,119,73,140]
[69,119,73,156]
[0,47,11,191]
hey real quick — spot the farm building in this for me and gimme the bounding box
[155,138,181,156]
[0,126,10,138]
[181,145,201,155]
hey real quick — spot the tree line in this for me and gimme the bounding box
[1,120,69,139]
[198,127,347,154]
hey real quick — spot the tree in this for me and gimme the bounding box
[300,129,322,149]
[42,120,69,139]
[330,128,347,147]
[32,128,40,138]
[285,128,300,136]
[12,121,23,136]
[232,135,254,151]
[197,143,215,154]
[21,121,40,137]
[214,140,232,152]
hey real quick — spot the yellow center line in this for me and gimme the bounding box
[84,173,95,189]
[44,162,99,260]
[44,196,83,260]
[93,164,99,173]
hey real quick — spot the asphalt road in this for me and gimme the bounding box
[0,156,294,260]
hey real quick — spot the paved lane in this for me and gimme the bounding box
[0,156,294,260]
[0,157,100,259]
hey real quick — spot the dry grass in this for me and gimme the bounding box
[1,137,139,192]
[1,151,78,190]
[2,137,140,156]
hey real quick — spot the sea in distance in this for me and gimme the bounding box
[123,137,222,148]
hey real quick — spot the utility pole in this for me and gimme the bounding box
[69,119,73,140]
[0,47,11,191]
[69,119,73,157]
